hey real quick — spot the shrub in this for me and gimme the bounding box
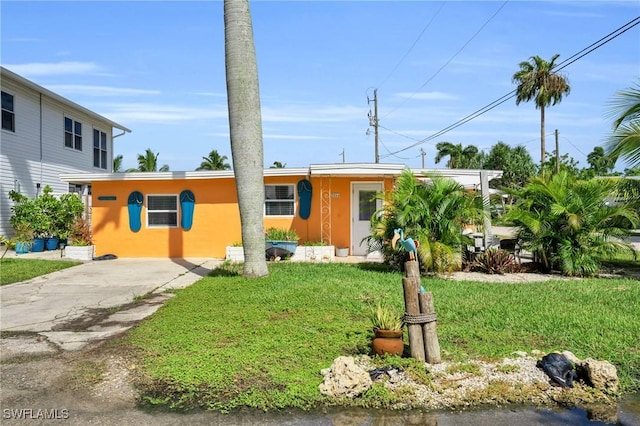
[472,248,519,275]
[69,217,92,246]
[505,171,639,276]
[367,169,485,274]
[264,227,298,241]
[8,186,84,239]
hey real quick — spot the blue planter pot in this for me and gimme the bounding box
[45,237,59,251]
[265,240,298,253]
[31,238,45,252]
[15,241,31,254]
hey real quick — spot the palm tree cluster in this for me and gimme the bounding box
[505,171,638,276]
[368,169,484,273]
[135,148,170,172]
[434,142,482,169]
[196,150,231,171]
[112,149,170,172]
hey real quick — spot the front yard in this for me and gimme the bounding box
[122,262,640,412]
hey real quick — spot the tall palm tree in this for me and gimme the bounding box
[135,148,169,172]
[113,154,123,173]
[512,54,570,171]
[434,142,480,169]
[196,149,231,171]
[224,0,268,278]
[604,80,640,168]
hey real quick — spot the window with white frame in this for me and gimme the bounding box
[265,184,295,216]
[64,117,82,150]
[147,195,178,227]
[93,129,107,169]
[1,91,15,132]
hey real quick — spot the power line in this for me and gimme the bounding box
[381,15,640,159]
[554,16,640,72]
[382,0,509,120]
[379,135,421,161]
[376,2,446,89]
[381,90,516,158]
[562,136,589,158]
[379,124,422,142]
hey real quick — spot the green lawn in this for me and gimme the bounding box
[124,262,640,412]
[0,258,81,285]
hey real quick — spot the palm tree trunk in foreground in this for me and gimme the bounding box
[224,0,268,277]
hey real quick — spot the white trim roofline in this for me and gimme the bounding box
[60,168,311,183]
[1,66,131,134]
[310,163,405,176]
[60,163,502,185]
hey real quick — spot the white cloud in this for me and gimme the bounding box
[194,91,227,98]
[264,133,327,140]
[98,102,228,123]
[261,104,364,123]
[394,91,458,101]
[46,85,160,97]
[4,37,40,43]
[3,61,104,76]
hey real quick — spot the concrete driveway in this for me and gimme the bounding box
[1,256,221,356]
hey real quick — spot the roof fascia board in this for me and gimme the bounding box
[309,163,406,176]
[60,165,504,184]
[411,168,503,179]
[1,66,131,133]
[59,168,310,184]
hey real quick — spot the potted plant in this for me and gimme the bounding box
[56,192,85,248]
[8,190,43,252]
[370,301,405,356]
[36,185,62,250]
[64,217,94,260]
[265,227,299,259]
[11,223,33,255]
[8,186,61,251]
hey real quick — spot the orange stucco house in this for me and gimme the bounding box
[60,163,502,259]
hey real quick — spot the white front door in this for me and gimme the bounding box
[351,182,383,256]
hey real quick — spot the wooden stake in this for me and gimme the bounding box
[402,261,425,361]
[419,291,441,364]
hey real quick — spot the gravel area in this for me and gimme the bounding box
[442,271,570,283]
[355,351,615,411]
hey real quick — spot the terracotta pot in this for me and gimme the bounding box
[372,328,404,356]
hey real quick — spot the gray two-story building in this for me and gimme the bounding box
[0,66,130,237]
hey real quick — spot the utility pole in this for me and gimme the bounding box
[340,149,345,163]
[555,129,560,175]
[420,148,426,168]
[368,89,379,163]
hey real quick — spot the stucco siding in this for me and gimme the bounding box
[88,174,394,258]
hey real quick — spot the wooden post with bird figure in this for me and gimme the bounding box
[393,228,441,364]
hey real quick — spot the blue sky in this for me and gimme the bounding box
[2,1,639,172]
